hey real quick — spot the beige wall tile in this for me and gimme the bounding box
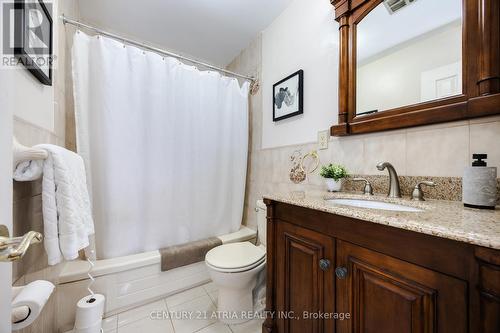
[227,33,262,77]
[65,84,77,151]
[250,92,263,152]
[14,117,58,146]
[53,99,65,143]
[470,120,500,171]
[271,148,283,183]
[406,119,469,132]
[468,114,500,124]
[329,137,364,175]
[259,149,273,184]
[248,151,261,184]
[363,132,407,175]
[406,125,469,176]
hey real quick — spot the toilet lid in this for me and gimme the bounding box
[205,242,266,270]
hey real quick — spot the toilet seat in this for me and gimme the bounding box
[205,242,266,273]
[206,257,265,273]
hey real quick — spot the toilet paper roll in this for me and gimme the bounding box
[11,306,30,324]
[11,280,55,331]
[74,294,105,333]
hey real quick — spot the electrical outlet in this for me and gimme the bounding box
[318,130,329,150]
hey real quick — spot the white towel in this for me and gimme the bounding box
[13,160,43,181]
[13,144,95,265]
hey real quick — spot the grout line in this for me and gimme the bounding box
[204,286,217,307]
[116,299,169,328]
[163,298,176,333]
[114,284,243,333]
[165,283,213,307]
[405,128,408,177]
[467,121,471,164]
[169,294,208,310]
[469,115,500,125]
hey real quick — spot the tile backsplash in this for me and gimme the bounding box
[343,175,500,204]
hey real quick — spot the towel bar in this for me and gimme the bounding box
[0,225,43,262]
[12,137,48,172]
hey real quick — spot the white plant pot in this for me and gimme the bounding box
[325,179,342,192]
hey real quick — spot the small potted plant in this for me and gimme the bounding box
[320,164,349,192]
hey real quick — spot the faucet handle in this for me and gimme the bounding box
[353,178,374,195]
[411,181,436,201]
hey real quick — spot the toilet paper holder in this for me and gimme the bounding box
[0,225,42,262]
[11,280,55,330]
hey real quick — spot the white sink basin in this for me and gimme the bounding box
[326,198,423,212]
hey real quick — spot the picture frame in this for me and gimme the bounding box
[14,0,53,86]
[273,69,303,122]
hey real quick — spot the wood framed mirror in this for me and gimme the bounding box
[330,0,500,136]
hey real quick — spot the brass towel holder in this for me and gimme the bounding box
[2,137,46,262]
[0,225,43,262]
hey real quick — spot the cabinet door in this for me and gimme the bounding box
[336,240,467,333]
[276,221,335,333]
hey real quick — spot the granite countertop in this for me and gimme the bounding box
[263,191,500,250]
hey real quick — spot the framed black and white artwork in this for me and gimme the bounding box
[273,69,303,122]
[14,0,53,85]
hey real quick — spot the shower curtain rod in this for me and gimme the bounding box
[60,15,256,83]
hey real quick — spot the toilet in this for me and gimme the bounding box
[205,200,267,324]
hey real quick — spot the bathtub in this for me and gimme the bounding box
[56,226,256,332]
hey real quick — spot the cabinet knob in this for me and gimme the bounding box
[319,259,331,271]
[335,267,348,279]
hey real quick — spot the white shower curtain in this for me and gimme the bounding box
[72,31,249,259]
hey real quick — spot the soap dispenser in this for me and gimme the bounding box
[462,154,497,209]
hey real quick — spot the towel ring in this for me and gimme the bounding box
[301,150,320,174]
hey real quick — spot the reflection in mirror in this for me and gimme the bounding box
[356,0,462,115]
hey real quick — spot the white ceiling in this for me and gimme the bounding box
[357,0,462,63]
[77,0,293,67]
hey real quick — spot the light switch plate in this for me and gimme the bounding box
[318,130,329,150]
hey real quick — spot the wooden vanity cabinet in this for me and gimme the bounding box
[263,200,500,333]
[275,221,335,333]
[336,240,467,333]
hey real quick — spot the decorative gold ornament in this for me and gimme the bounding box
[289,150,320,184]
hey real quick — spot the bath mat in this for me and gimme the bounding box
[160,237,222,271]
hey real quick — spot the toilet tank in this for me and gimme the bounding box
[256,200,267,246]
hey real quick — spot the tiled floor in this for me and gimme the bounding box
[102,282,263,333]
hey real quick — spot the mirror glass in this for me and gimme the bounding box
[356,0,463,116]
